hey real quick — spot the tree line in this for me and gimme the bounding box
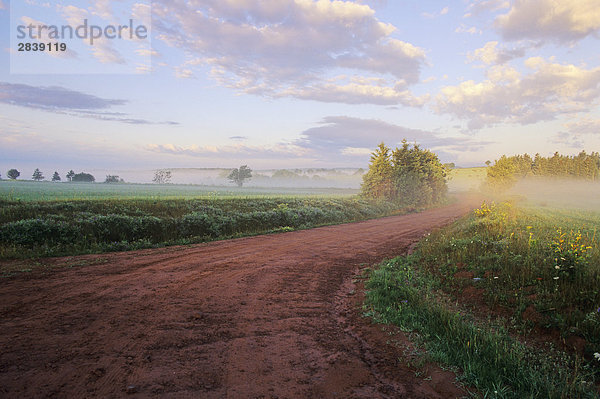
[361,140,448,207]
[485,151,600,191]
[0,169,120,183]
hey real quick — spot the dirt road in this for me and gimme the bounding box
[0,199,478,398]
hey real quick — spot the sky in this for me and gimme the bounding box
[1,0,600,176]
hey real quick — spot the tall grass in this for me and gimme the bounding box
[366,256,598,398]
[365,202,600,398]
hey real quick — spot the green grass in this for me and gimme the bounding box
[0,196,401,260]
[0,180,358,201]
[365,202,600,398]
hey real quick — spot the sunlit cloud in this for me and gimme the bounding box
[566,117,600,135]
[151,0,427,105]
[467,41,526,65]
[464,0,510,18]
[496,0,600,43]
[436,58,600,129]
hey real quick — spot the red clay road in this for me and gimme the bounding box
[0,198,479,398]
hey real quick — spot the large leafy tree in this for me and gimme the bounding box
[7,169,20,180]
[361,143,393,200]
[52,171,61,182]
[66,170,75,182]
[228,165,252,187]
[362,141,448,207]
[72,172,95,182]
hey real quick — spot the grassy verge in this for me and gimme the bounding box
[365,201,600,398]
[0,197,404,260]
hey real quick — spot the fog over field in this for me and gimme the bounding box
[509,178,600,211]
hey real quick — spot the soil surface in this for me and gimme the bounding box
[0,197,480,398]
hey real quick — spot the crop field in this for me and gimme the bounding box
[0,180,358,201]
[0,193,404,261]
[366,200,600,398]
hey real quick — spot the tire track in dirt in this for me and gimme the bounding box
[0,196,480,398]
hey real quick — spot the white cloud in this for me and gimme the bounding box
[423,6,449,19]
[151,0,426,105]
[468,41,526,65]
[496,0,600,43]
[455,24,481,34]
[58,6,124,64]
[340,147,374,156]
[91,0,113,20]
[465,0,510,17]
[436,58,600,129]
[279,76,428,106]
[566,117,600,135]
[175,68,194,79]
[146,142,309,159]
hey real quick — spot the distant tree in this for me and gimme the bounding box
[104,175,122,183]
[52,171,61,182]
[228,165,252,187]
[484,151,600,192]
[7,169,20,180]
[271,169,304,180]
[444,163,456,170]
[66,170,75,182]
[153,170,172,184]
[32,168,44,181]
[485,160,491,167]
[72,172,95,182]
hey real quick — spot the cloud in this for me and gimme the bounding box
[467,41,526,65]
[279,76,428,106]
[551,132,584,148]
[0,82,177,125]
[436,58,600,129]
[58,5,124,64]
[295,116,489,157]
[0,0,6,10]
[423,6,449,19]
[0,82,125,110]
[496,0,600,43]
[455,24,481,35]
[146,116,489,164]
[464,0,510,18]
[146,143,308,159]
[565,117,600,135]
[152,0,426,105]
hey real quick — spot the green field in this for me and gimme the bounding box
[0,194,405,261]
[0,180,358,201]
[365,200,600,398]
